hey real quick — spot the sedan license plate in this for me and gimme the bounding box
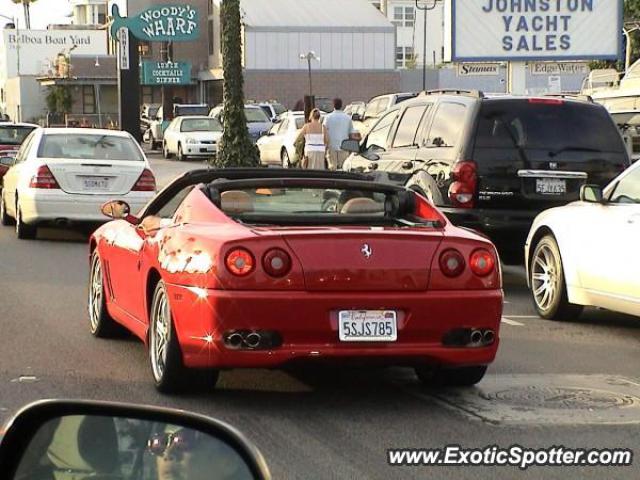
[536,178,566,195]
[338,310,397,342]
[83,177,109,190]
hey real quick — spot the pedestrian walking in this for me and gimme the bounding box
[324,98,360,171]
[296,108,328,170]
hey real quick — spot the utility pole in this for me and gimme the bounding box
[415,0,439,91]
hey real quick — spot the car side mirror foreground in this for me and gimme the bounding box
[580,184,604,203]
[0,400,271,480]
[101,200,139,225]
[341,139,360,153]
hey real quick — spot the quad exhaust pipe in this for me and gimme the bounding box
[442,328,496,348]
[470,330,484,345]
[223,330,281,350]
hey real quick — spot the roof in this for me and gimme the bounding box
[239,0,392,30]
[42,128,132,137]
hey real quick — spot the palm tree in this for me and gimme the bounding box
[215,0,259,167]
[11,0,37,29]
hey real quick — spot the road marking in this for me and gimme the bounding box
[501,317,525,326]
[504,315,539,319]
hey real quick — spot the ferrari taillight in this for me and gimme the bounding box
[439,249,465,278]
[132,169,156,192]
[29,165,60,189]
[225,248,255,276]
[262,248,292,277]
[469,249,496,277]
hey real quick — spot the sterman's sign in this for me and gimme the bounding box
[444,0,622,62]
[110,4,200,42]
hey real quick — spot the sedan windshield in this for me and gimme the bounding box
[245,108,270,123]
[0,126,36,145]
[38,134,145,161]
[181,118,222,132]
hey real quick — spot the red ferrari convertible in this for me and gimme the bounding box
[89,169,503,392]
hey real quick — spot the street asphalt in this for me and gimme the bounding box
[0,152,639,479]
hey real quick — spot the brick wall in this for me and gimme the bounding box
[243,70,401,109]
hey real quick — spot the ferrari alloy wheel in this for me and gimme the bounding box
[531,235,583,321]
[15,203,36,240]
[281,149,291,168]
[415,365,488,387]
[0,194,14,226]
[149,281,218,393]
[88,252,125,338]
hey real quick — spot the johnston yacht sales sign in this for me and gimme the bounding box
[444,0,622,62]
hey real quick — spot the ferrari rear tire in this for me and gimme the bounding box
[530,235,583,321]
[415,365,488,387]
[149,281,219,393]
[88,252,126,338]
[1,195,14,226]
[15,203,36,240]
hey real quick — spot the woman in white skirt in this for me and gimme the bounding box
[296,108,328,169]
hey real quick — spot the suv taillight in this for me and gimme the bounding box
[132,169,156,191]
[29,165,60,189]
[448,161,477,208]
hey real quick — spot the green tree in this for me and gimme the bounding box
[214,0,259,167]
[45,86,71,113]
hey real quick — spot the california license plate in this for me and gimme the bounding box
[338,310,398,342]
[83,177,109,190]
[536,178,566,195]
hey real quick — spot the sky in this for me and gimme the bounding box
[0,0,126,30]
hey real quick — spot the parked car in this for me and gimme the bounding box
[0,128,156,239]
[147,104,210,150]
[525,159,640,320]
[257,111,312,167]
[140,103,161,135]
[356,92,418,133]
[0,122,39,154]
[345,101,366,118]
[342,90,630,264]
[162,116,223,161]
[209,104,273,143]
[256,101,288,122]
[90,168,502,393]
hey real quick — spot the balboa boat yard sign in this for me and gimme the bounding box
[110,4,200,42]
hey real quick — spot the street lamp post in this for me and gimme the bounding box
[1,13,20,120]
[299,51,320,98]
[415,0,439,91]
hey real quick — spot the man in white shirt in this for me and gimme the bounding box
[324,98,360,171]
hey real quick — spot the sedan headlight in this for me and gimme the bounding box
[185,138,197,144]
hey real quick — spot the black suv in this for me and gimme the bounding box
[343,90,630,263]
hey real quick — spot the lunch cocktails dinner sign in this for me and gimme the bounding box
[445,0,622,62]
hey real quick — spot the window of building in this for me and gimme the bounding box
[396,47,414,68]
[83,85,96,114]
[393,6,415,27]
[138,41,152,58]
[208,19,214,55]
[141,86,154,105]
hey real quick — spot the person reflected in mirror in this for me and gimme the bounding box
[148,424,252,480]
[295,109,328,170]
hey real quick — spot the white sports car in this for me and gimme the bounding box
[525,160,640,320]
[1,128,156,239]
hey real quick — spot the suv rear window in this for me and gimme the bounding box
[475,100,625,154]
